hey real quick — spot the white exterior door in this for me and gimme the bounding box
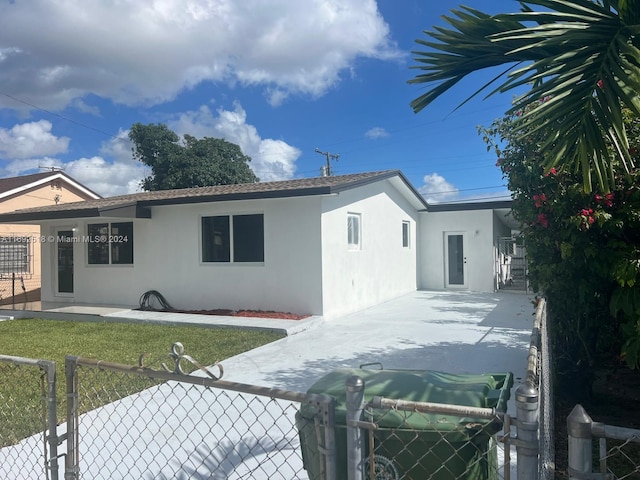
[445,232,467,288]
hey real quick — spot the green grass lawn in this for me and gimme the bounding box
[0,318,284,447]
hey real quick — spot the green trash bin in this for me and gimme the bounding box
[296,368,513,480]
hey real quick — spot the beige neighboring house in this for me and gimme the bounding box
[0,171,101,303]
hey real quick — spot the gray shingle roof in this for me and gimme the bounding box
[0,172,57,194]
[0,171,102,200]
[0,170,426,222]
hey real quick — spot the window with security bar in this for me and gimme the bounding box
[0,236,31,274]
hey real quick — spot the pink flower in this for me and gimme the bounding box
[537,213,548,228]
[597,79,604,90]
[604,193,614,207]
[533,193,547,208]
[544,167,557,177]
[595,193,614,207]
[577,208,596,230]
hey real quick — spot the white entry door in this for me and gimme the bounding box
[445,232,467,288]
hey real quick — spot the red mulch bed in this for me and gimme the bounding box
[152,308,310,321]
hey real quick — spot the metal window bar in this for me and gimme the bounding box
[0,236,32,275]
[0,355,59,480]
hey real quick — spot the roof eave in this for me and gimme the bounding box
[0,209,102,223]
[138,186,334,207]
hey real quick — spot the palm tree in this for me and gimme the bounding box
[409,0,640,192]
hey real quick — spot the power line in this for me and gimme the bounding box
[429,194,513,204]
[0,91,120,140]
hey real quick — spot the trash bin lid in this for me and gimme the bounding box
[301,368,513,432]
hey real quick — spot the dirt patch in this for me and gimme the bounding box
[145,308,310,321]
[554,365,640,479]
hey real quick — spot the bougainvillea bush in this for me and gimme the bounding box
[482,104,640,398]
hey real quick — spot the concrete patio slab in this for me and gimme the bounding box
[220,290,534,405]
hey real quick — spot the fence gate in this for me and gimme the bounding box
[64,343,337,479]
[0,355,60,480]
[497,236,527,291]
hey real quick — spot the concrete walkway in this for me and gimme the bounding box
[0,300,324,335]
[221,290,534,399]
[2,289,535,399]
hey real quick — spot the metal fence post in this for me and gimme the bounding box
[567,404,593,479]
[516,382,539,480]
[320,393,337,480]
[65,356,79,480]
[40,360,59,480]
[346,375,365,480]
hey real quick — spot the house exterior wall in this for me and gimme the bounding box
[320,180,418,319]
[40,196,325,315]
[0,181,95,303]
[418,209,500,293]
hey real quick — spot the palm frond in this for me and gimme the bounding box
[409,0,640,191]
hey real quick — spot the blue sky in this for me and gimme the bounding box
[0,0,524,202]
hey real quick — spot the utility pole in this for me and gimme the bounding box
[38,165,64,172]
[315,148,339,176]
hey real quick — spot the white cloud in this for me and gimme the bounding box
[170,103,300,181]
[0,0,402,111]
[99,129,136,165]
[418,173,459,204]
[365,127,389,139]
[0,120,69,159]
[4,157,61,175]
[1,126,142,196]
[63,157,147,197]
[0,106,298,196]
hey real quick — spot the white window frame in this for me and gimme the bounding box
[402,221,410,248]
[347,213,361,251]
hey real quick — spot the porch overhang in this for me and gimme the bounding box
[0,202,152,223]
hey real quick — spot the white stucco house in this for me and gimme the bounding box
[0,170,522,319]
[419,201,523,293]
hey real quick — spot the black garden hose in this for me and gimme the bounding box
[139,290,174,311]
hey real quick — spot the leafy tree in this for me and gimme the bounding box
[410,0,640,192]
[482,102,640,398]
[129,123,259,191]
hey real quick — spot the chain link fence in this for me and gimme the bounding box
[2,333,548,480]
[361,399,510,479]
[0,355,60,480]
[538,298,554,479]
[64,346,336,480]
[0,274,41,305]
[568,404,640,479]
